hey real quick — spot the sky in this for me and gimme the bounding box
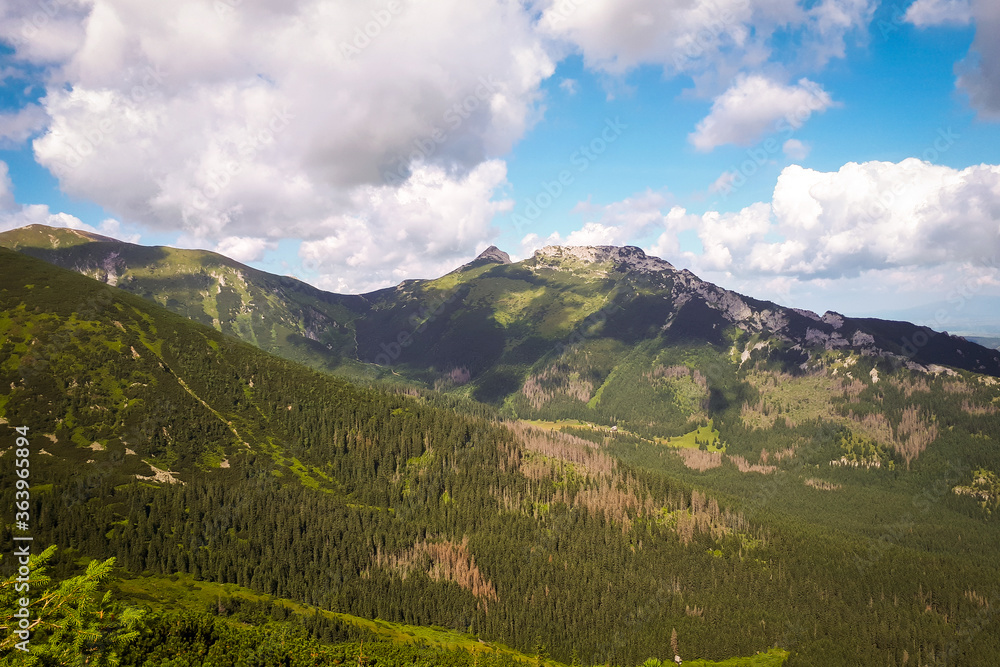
[1,0,999,332]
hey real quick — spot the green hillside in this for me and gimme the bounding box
[5,226,1000,426]
[0,248,791,665]
[2,246,1000,665]
[0,224,369,376]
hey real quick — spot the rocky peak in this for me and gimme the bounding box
[474,245,512,265]
[533,245,674,273]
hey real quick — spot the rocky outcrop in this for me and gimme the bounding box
[475,245,512,264]
[534,245,675,273]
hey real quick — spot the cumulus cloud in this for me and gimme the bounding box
[300,160,512,293]
[907,0,1000,120]
[0,159,139,241]
[0,105,49,147]
[0,162,15,210]
[689,74,834,151]
[904,0,973,27]
[7,0,552,291]
[215,236,276,264]
[802,0,877,66]
[700,160,1000,280]
[758,159,1000,276]
[955,0,1000,120]
[537,0,874,78]
[0,0,90,64]
[537,0,757,76]
[782,138,810,160]
[549,159,1000,286]
[0,0,886,292]
[517,189,696,259]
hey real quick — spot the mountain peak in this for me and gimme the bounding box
[534,245,674,272]
[1,223,119,249]
[475,245,512,265]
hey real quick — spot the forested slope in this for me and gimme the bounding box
[2,248,1000,666]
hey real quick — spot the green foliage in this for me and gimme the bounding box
[1,547,144,665]
[4,247,1000,666]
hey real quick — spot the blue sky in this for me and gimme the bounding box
[1,0,999,332]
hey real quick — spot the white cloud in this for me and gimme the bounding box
[708,170,738,194]
[907,0,1000,120]
[537,0,874,79]
[548,159,1000,288]
[537,0,757,76]
[689,75,835,151]
[676,160,1000,280]
[0,159,141,241]
[97,217,140,243]
[0,161,15,210]
[802,0,876,66]
[955,0,1000,120]
[517,190,699,260]
[0,0,90,65]
[559,78,579,95]
[300,160,512,293]
[782,138,810,160]
[14,0,553,287]
[215,236,276,264]
[904,0,973,27]
[0,104,49,147]
[758,160,1000,276]
[0,202,90,235]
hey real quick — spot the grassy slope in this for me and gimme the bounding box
[0,248,794,665]
[0,224,372,376]
[114,573,788,667]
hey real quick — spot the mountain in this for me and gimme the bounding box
[0,224,368,374]
[4,226,999,410]
[3,247,1000,665]
[858,296,1000,338]
[0,247,788,665]
[968,336,1000,351]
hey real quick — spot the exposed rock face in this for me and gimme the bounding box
[822,312,845,330]
[534,245,675,273]
[475,245,512,264]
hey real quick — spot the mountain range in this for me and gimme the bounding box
[3,225,999,415]
[2,225,1000,666]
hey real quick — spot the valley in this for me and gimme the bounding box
[2,234,1000,666]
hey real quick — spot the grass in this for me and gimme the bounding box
[114,571,788,667]
[114,572,540,662]
[521,418,724,453]
[741,370,846,429]
[653,421,723,452]
[682,648,789,666]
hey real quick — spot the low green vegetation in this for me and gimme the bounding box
[3,243,1000,666]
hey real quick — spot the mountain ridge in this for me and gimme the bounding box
[3,225,999,398]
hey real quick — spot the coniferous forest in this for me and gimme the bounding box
[2,247,1000,666]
